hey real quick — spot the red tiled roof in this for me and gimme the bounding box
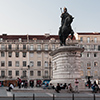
[77,32,100,35]
[0,34,76,40]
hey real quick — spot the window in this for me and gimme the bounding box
[94,53,97,57]
[8,61,12,66]
[80,45,83,48]
[44,45,48,50]
[44,61,48,67]
[98,45,100,51]
[87,45,90,50]
[45,52,48,57]
[1,44,5,50]
[0,38,3,42]
[30,61,34,67]
[23,71,26,77]
[30,71,34,76]
[16,44,19,50]
[23,44,26,49]
[30,45,34,50]
[37,61,41,66]
[16,71,19,76]
[15,61,19,67]
[94,45,96,50]
[87,53,90,57]
[37,71,41,76]
[87,37,90,43]
[23,52,26,57]
[87,62,91,67]
[23,61,27,67]
[1,52,5,57]
[8,71,12,76]
[37,45,41,50]
[94,62,98,67]
[19,38,22,42]
[8,52,12,57]
[30,52,34,57]
[1,71,5,77]
[1,61,5,67]
[45,71,48,76]
[8,44,12,49]
[15,52,19,57]
[80,37,83,42]
[94,38,97,43]
[37,52,41,57]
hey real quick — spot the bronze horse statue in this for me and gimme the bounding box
[59,15,74,46]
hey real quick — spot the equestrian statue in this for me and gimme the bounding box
[58,7,74,46]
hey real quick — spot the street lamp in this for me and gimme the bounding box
[49,58,52,80]
[27,65,30,87]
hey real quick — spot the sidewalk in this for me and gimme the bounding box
[13,87,93,93]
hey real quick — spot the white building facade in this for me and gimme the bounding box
[77,32,100,83]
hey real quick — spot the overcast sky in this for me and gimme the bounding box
[0,0,100,35]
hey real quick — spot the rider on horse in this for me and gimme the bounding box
[59,7,74,46]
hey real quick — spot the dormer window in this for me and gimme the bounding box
[0,38,3,42]
[33,38,37,41]
[19,38,22,42]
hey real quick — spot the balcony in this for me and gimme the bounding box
[42,76,50,79]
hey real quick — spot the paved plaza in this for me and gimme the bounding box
[0,87,100,100]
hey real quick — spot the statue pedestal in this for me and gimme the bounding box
[50,44,85,89]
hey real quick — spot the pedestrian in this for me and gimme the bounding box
[30,81,34,88]
[74,78,79,93]
[68,83,73,92]
[6,83,14,91]
[92,81,99,93]
[55,83,61,93]
[87,78,91,89]
[24,80,27,88]
[17,77,22,88]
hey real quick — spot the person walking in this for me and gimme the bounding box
[75,79,79,93]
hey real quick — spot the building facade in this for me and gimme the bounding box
[1,32,100,86]
[0,34,60,86]
[77,32,100,83]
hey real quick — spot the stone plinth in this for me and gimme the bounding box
[50,45,85,89]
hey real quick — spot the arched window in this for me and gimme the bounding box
[87,62,91,67]
[94,62,98,67]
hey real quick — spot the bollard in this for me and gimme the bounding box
[53,94,55,100]
[13,94,15,100]
[33,94,35,100]
[94,93,96,100]
[72,93,74,100]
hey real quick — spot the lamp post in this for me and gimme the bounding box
[27,65,30,87]
[49,58,52,80]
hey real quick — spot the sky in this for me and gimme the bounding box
[0,0,100,35]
